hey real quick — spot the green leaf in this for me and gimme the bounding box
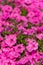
[21,51,25,57]
[4,31,10,34]
[17,34,26,46]
[12,27,18,33]
[1,31,10,37]
[21,8,28,16]
[37,40,43,52]
[28,22,32,28]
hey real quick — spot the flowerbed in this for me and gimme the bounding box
[0,0,43,65]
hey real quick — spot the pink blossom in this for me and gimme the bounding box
[26,39,38,52]
[14,44,25,53]
[5,34,16,47]
[36,33,43,40]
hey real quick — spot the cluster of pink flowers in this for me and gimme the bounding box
[0,0,43,65]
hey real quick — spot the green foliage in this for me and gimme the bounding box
[28,35,33,39]
[36,38,43,52]
[38,40,43,52]
[21,8,28,16]
[4,31,10,34]
[1,0,15,8]
[12,27,18,33]
[21,51,25,57]
[17,34,26,46]
[1,31,10,37]
[28,22,32,28]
